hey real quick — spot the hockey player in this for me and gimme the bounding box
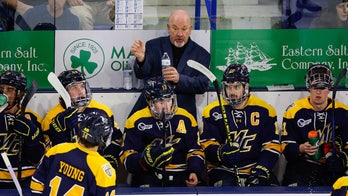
[0,70,45,188]
[120,76,205,187]
[282,64,348,186]
[331,176,348,196]
[30,112,116,195]
[200,64,281,186]
[41,70,123,171]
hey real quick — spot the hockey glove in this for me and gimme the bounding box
[6,114,43,146]
[104,154,118,170]
[50,107,78,141]
[141,141,174,170]
[217,142,239,167]
[103,141,121,170]
[326,151,347,173]
[245,165,271,186]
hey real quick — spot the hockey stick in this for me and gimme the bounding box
[20,80,38,115]
[187,60,233,145]
[47,72,71,108]
[187,60,241,186]
[48,72,77,141]
[17,80,38,181]
[160,108,168,187]
[1,152,23,196]
[331,68,347,154]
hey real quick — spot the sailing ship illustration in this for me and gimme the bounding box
[217,42,276,72]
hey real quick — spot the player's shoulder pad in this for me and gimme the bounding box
[202,99,221,118]
[88,100,113,117]
[176,107,197,127]
[45,142,76,158]
[248,95,277,117]
[87,154,116,187]
[125,107,152,129]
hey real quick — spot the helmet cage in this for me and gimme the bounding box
[148,94,178,121]
[222,81,249,106]
[144,77,177,121]
[0,71,27,107]
[58,70,92,107]
[222,64,250,106]
[66,81,92,107]
[306,64,333,90]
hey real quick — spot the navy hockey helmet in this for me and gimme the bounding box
[305,64,333,90]
[144,77,177,121]
[221,64,250,106]
[0,71,27,91]
[58,70,86,88]
[222,64,250,84]
[57,70,92,107]
[78,113,112,146]
[0,71,27,107]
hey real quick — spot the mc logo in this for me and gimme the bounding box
[63,38,105,79]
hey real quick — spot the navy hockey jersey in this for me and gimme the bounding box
[0,109,45,187]
[120,107,205,175]
[282,96,348,162]
[30,142,116,196]
[200,94,281,176]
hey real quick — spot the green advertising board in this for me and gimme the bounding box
[0,31,54,89]
[211,29,348,90]
[1,29,348,90]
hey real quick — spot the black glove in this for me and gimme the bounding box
[245,165,271,186]
[102,142,121,170]
[141,140,174,170]
[6,114,43,146]
[50,108,78,143]
[217,142,239,167]
[326,151,347,173]
[104,154,118,170]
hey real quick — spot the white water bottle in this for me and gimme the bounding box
[123,62,132,90]
[161,52,171,69]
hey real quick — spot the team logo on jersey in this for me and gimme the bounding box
[212,111,222,121]
[138,122,153,131]
[297,118,312,127]
[102,163,113,177]
[63,39,105,79]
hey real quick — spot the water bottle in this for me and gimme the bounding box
[0,91,7,106]
[123,61,132,90]
[308,130,321,160]
[161,52,171,69]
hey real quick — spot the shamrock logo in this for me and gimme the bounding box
[70,50,98,76]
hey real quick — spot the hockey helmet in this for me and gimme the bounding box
[78,112,112,146]
[144,77,177,121]
[305,64,333,90]
[0,71,27,91]
[221,64,250,106]
[57,70,92,107]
